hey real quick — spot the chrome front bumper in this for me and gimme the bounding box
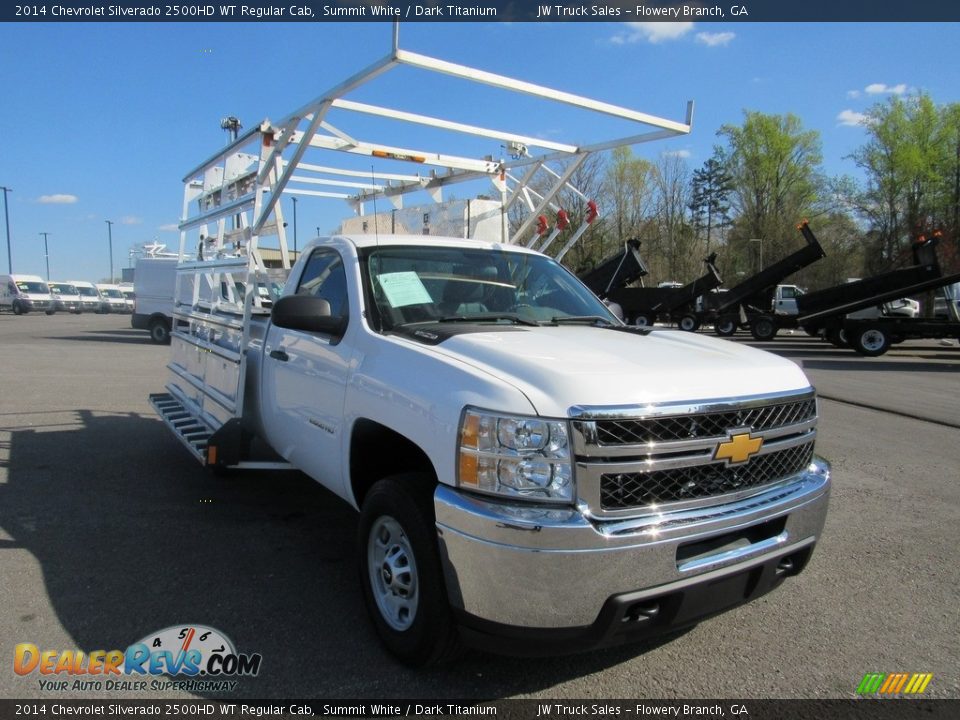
[435,456,830,635]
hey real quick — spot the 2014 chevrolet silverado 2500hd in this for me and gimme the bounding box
[154,234,830,665]
[150,37,829,666]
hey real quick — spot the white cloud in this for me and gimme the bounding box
[663,149,692,158]
[837,109,868,127]
[119,216,142,225]
[846,90,861,99]
[695,31,735,47]
[38,194,78,204]
[865,83,908,95]
[613,22,694,44]
[159,223,180,232]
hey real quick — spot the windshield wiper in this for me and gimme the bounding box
[550,315,617,327]
[439,314,541,327]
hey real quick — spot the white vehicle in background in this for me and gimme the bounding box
[70,280,107,313]
[95,283,131,313]
[48,281,83,314]
[131,256,178,343]
[0,274,56,315]
[119,284,136,313]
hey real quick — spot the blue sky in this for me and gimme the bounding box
[0,21,957,283]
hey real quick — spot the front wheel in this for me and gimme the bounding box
[851,325,891,357]
[750,315,777,341]
[12,301,25,315]
[358,474,460,666]
[677,314,700,332]
[632,313,655,328]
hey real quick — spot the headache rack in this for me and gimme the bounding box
[157,25,694,469]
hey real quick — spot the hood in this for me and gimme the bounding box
[426,326,812,417]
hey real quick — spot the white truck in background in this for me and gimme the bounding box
[150,39,831,665]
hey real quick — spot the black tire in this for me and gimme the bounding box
[714,315,737,337]
[149,318,171,344]
[632,313,655,328]
[750,315,777,341]
[45,308,56,316]
[677,314,700,333]
[358,473,460,666]
[12,301,25,315]
[825,327,847,348]
[851,325,891,357]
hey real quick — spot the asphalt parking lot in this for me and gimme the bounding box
[1,313,958,700]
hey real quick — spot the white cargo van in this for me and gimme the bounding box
[48,281,83,314]
[96,283,131,313]
[0,274,56,315]
[118,284,136,313]
[70,280,106,313]
[131,256,178,343]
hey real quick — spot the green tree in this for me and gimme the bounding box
[849,94,944,273]
[689,149,733,256]
[649,154,696,281]
[718,111,824,262]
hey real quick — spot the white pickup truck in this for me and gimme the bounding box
[153,233,831,665]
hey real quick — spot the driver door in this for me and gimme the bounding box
[261,248,353,493]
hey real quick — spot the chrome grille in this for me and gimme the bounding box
[593,398,816,445]
[600,442,814,510]
[571,391,819,516]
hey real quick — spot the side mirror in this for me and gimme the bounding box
[271,295,347,337]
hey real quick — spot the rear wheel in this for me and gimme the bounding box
[825,327,847,348]
[677,314,700,332]
[851,325,891,357]
[358,473,460,666]
[149,318,171,344]
[750,315,777,341]
[714,315,737,336]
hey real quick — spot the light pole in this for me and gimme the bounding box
[40,232,50,280]
[105,220,114,282]
[291,196,298,256]
[1,185,12,273]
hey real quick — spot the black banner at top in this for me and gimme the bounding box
[4,1,960,23]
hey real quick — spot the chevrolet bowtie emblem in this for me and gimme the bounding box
[715,432,763,465]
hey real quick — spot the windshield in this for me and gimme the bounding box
[16,281,50,294]
[363,246,617,330]
[121,289,134,299]
[50,284,78,295]
[76,286,99,297]
[101,289,123,299]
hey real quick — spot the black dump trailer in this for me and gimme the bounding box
[795,233,960,356]
[703,221,826,340]
[605,253,723,330]
[578,239,648,299]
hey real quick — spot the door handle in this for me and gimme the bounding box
[269,349,289,362]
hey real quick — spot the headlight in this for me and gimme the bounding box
[457,409,574,503]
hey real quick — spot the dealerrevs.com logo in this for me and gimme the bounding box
[14,625,261,693]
